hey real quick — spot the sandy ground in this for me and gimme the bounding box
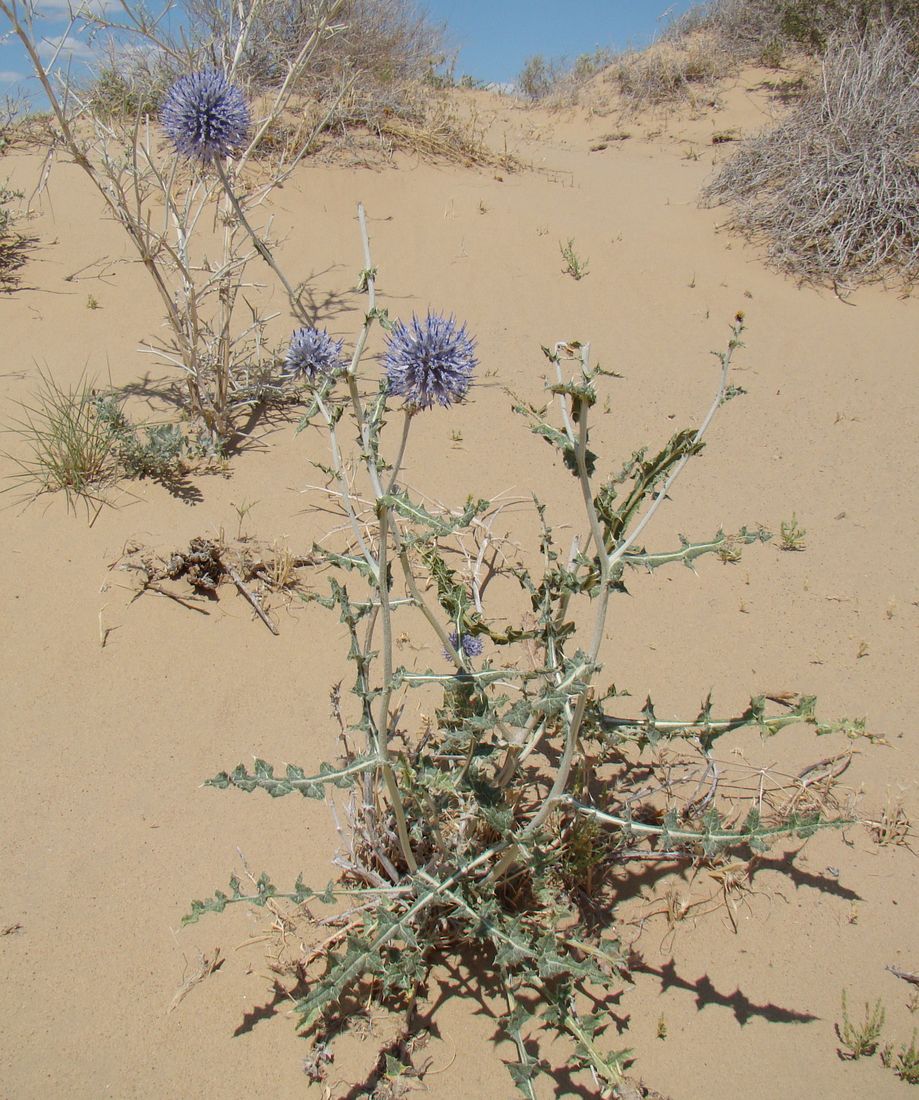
[1,68,917,1099]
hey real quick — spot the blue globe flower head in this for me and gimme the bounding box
[383,311,477,410]
[443,630,485,660]
[161,69,250,163]
[285,327,346,380]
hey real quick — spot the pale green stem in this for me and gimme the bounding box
[376,505,418,874]
[385,408,414,496]
[214,160,308,325]
[314,391,378,579]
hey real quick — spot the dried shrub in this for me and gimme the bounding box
[702,26,919,288]
[665,0,793,62]
[311,80,512,168]
[613,35,730,109]
[515,47,617,107]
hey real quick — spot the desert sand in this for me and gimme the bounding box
[0,68,917,1098]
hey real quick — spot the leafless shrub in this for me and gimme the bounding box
[702,25,919,287]
[516,54,565,100]
[613,35,730,109]
[186,0,448,94]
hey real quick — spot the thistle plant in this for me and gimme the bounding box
[181,195,856,1090]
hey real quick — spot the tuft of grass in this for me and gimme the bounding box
[560,238,590,280]
[836,990,886,1059]
[703,26,919,288]
[2,370,116,511]
[3,375,191,513]
[0,179,30,290]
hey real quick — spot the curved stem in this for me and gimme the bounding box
[214,160,308,324]
[385,408,414,496]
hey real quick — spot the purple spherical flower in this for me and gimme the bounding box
[161,69,250,163]
[383,311,477,410]
[443,630,485,660]
[285,327,345,380]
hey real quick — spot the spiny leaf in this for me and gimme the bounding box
[205,755,379,798]
[623,526,770,572]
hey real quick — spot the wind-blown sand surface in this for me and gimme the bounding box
[1,70,917,1098]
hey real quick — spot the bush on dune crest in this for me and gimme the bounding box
[667,0,919,60]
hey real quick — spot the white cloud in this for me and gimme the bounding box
[0,70,27,83]
[38,32,97,62]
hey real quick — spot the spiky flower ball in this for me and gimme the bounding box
[444,630,485,660]
[285,327,345,380]
[161,69,250,163]
[383,311,477,410]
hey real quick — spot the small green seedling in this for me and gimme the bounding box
[560,238,589,280]
[836,990,886,1060]
[779,513,806,550]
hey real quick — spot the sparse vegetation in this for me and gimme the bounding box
[0,181,24,286]
[75,0,482,165]
[884,1030,919,1083]
[1,371,194,511]
[2,370,117,511]
[516,53,564,100]
[666,0,919,61]
[2,2,907,1094]
[515,47,615,103]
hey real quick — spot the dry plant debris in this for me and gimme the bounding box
[114,536,318,633]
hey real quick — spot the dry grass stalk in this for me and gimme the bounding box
[167,947,223,1014]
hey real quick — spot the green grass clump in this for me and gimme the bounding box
[3,371,117,510]
[3,373,190,513]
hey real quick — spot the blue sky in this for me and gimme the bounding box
[1,1,697,104]
[427,1,696,85]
